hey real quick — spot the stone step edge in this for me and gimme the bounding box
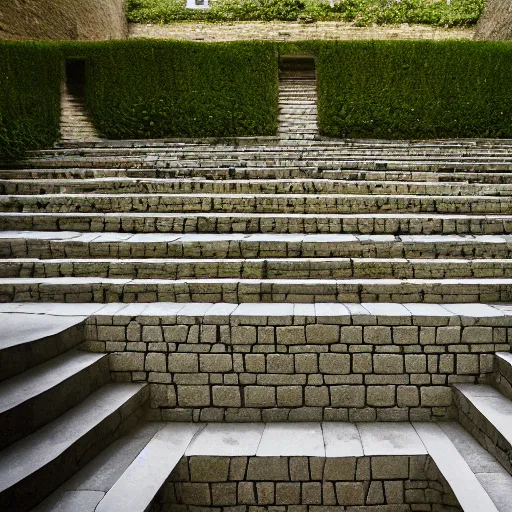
[2,301,511,326]
[95,423,201,512]
[453,384,512,478]
[0,351,109,450]
[0,314,87,382]
[39,421,504,512]
[494,352,512,400]
[0,382,148,511]
[413,422,499,512]
[1,230,510,245]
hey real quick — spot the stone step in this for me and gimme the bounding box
[8,300,510,421]
[438,421,512,512]
[1,276,512,303]
[60,87,99,144]
[4,168,512,184]
[493,352,512,400]
[32,421,164,512]
[29,141,512,156]
[0,382,148,511]
[3,211,512,235]
[278,108,318,114]
[94,423,201,512]
[5,178,512,196]
[4,257,512,280]
[414,422,500,512]
[34,421,509,512]
[22,156,512,172]
[3,193,512,214]
[454,383,512,477]
[0,312,87,381]
[3,232,512,260]
[0,350,109,449]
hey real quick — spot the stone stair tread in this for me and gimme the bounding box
[94,423,202,512]
[2,230,510,244]
[185,423,264,456]
[453,384,512,446]
[0,382,146,504]
[0,313,86,351]
[414,422,499,512]
[439,422,507,476]
[4,301,510,322]
[0,350,106,415]
[3,276,512,285]
[33,421,163,512]
[30,421,512,511]
[358,422,426,455]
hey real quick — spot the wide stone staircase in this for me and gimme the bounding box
[3,86,512,510]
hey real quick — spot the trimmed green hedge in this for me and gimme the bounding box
[75,40,278,139]
[2,39,512,161]
[0,42,61,162]
[313,40,512,139]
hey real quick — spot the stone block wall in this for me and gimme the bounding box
[153,455,461,511]
[82,310,511,422]
[0,0,127,41]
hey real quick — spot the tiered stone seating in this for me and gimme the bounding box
[2,70,512,511]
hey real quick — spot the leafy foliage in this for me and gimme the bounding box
[126,0,484,26]
[0,42,61,162]
[75,40,278,138]
[313,40,512,139]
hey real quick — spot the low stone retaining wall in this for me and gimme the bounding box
[81,304,511,421]
[153,455,461,511]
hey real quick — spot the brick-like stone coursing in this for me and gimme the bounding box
[82,312,509,422]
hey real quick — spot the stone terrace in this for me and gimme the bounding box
[2,71,512,511]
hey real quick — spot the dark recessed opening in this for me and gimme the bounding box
[65,59,86,97]
[279,55,316,75]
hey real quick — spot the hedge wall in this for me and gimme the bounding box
[75,40,278,139]
[312,40,512,139]
[2,39,512,162]
[0,42,61,162]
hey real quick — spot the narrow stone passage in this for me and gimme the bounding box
[60,84,100,144]
[278,61,319,143]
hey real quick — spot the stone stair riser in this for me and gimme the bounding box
[3,212,512,235]
[4,169,512,184]
[0,321,86,382]
[4,179,512,196]
[82,309,508,423]
[156,454,457,509]
[3,194,512,214]
[3,238,511,260]
[2,279,512,303]
[0,385,148,512]
[453,388,512,477]
[4,259,512,280]
[0,354,110,450]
